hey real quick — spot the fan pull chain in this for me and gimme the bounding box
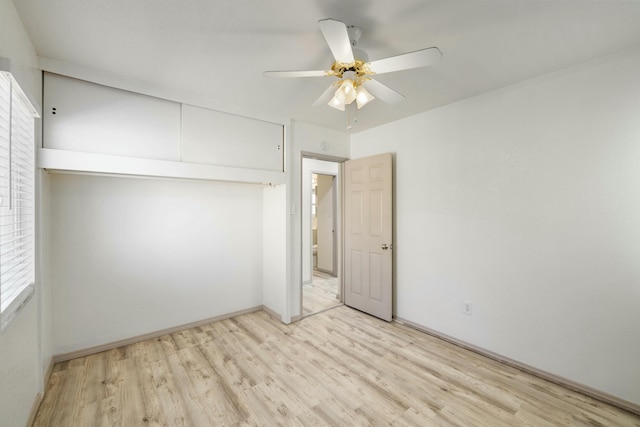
[346,102,359,130]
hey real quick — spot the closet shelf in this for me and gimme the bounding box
[38,148,286,185]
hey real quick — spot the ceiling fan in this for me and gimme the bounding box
[264,18,442,112]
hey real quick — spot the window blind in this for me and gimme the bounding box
[0,70,37,326]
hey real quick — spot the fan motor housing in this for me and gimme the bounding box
[330,59,372,79]
[347,25,362,46]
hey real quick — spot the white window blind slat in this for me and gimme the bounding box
[0,248,33,261]
[9,171,32,179]
[0,231,34,243]
[0,242,32,254]
[1,231,33,241]
[0,70,36,322]
[0,79,8,212]
[1,273,32,311]
[1,264,34,281]
[0,243,33,258]
[0,230,33,240]
[0,225,33,233]
[1,261,34,280]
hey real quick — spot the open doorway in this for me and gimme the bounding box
[314,173,336,275]
[302,158,342,316]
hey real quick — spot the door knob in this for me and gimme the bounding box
[382,244,389,250]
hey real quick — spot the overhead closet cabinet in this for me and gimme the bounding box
[40,72,285,183]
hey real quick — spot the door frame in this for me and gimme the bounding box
[299,153,346,316]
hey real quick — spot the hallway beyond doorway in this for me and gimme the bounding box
[303,270,341,316]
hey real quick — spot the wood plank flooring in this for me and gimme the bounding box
[302,270,341,316]
[33,306,640,426]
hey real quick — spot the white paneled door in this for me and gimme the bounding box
[344,153,393,321]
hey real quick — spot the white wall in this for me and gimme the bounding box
[0,300,40,427]
[0,0,49,425]
[351,47,640,406]
[262,184,287,318]
[50,173,264,354]
[289,121,349,319]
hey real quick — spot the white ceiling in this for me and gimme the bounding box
[13,0,640,133]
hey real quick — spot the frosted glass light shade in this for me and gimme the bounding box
[340,79,357,105]
[328,93,345,111]
[356,85,375,109]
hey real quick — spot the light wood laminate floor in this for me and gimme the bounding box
[33,306,640,426]
[302,270,341,316]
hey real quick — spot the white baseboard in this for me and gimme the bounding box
[261,305,283,322]
[44,356,54,385]
[26,393,43,427]
[394,316,640,417]
[27,357,54,426]
[53,306,263,363]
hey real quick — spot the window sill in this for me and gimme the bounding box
[0,284,35,333]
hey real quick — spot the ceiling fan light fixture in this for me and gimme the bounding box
[328,93,346,111]
[328,78,357,111]
[339,78,357,104]
[264,18,442,122]
[356,85,375,109]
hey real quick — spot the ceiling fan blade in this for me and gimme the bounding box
[362,79,405,105]
[263,70,330,78]
[312,84,337,107]
[368,47,442,75]
[318,18,354,64]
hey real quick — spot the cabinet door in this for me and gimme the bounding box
[181,104,283,172]
[43,73,181,160]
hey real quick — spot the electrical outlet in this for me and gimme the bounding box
[463,301,472,315]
